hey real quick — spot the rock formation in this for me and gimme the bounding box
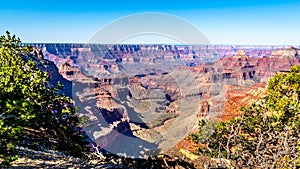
[219,82,267,121]
[198,101,210,117]
[269,46,300,59]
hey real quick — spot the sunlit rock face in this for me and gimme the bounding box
[30,43,300,157]
[269,46,300,59]
[219,82,268,121]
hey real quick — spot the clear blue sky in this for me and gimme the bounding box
[1,0,300,45]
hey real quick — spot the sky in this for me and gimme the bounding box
[0,0,300,45]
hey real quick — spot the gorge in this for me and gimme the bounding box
[28,43,300,157]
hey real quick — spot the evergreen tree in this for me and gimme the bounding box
[0,31,88,165]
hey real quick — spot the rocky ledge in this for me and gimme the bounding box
[1,146,231,169]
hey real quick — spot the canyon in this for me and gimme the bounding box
[28,43,300,157]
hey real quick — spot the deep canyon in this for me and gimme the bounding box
[28,44,300,157]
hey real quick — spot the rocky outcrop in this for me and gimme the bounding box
[269,46,300,59]
[10,146,198,168]
[58,62,82,80]
[197,101,210,117]
[232,50,248,58]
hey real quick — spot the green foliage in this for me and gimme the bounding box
[190,65,300,168]
[0,31,88,165]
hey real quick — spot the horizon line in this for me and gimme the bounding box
[20,42,300,47]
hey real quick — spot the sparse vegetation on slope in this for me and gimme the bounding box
[190,65,300,168]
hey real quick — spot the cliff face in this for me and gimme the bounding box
[33,44,300,83]
[35,44,290,63]
[219,82,268,121]
[197,48,299,119]
[21,48,72,97]
[204,48,300,82]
